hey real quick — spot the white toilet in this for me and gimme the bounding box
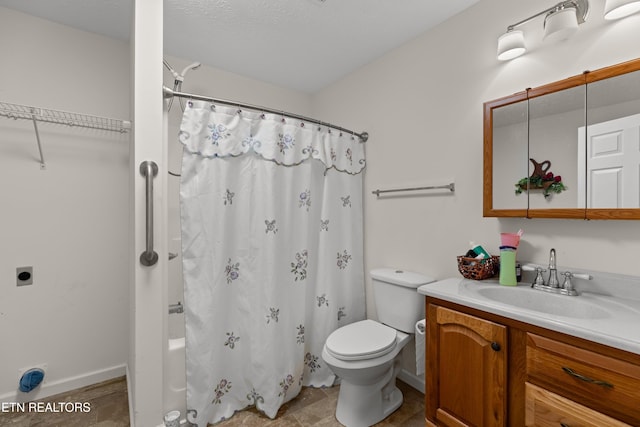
[322,268,434,427]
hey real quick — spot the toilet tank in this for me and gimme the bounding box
[371,269,435,333]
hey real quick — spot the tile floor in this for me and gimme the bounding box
[211,380,425,427]
[0,377,129,427]
[0,377,424,427]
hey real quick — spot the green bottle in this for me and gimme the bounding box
[499,247,517,286]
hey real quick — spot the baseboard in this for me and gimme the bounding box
[0,364,126,403]
[126,364,135,427]
[398,368,425,394]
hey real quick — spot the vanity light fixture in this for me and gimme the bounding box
[604,0,640,19]
[543,4,581,42]
[497,0,589,61]
[497,30,526,61]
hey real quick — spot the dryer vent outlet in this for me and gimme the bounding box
[17,266,33,286]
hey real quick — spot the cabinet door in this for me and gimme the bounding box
[427,305,507,427]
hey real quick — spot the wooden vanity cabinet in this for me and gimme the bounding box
[425,298,640,427]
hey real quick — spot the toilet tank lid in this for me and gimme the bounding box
[370,268,435,288]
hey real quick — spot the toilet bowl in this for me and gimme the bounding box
[322,319,410,427]
[322,268,434,427]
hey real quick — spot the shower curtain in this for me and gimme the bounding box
[179,101,366,425]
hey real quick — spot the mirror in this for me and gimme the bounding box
[582,67,640,214]
[484,57,640,219]
[488,94,528,214]
[528,82,585,213]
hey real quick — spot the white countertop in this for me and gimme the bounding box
[418,278,640,356]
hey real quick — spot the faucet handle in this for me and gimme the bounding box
[561,272,577,296]
[522,264,547,287]
[570,272,592,281]
[533,267,547,287]
[562,271,573,286]
[560,271,591,296]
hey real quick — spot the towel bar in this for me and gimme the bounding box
[372,183,455,197]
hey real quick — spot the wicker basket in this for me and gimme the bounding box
[456,255,500,280]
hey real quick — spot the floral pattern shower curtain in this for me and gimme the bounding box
[179,101,366,425]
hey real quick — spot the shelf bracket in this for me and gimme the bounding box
[30,108,46,170]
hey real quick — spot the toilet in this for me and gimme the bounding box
[322,268,435,427]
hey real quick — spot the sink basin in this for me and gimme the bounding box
[418,277,640,355]
[473,285,610,319]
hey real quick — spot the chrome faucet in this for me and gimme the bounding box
[524,248,593,296]
[547,248,560,288]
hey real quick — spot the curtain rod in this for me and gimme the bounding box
[163,86,368,142]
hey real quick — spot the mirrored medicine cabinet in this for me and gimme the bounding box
[484,57,640,219]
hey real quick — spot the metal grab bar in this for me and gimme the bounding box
[139,161,159,266]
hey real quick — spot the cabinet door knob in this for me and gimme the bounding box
[491,342,501,352]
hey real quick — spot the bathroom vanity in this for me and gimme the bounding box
[418,277,640,426]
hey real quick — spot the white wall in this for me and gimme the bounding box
[129,1,166,425]
[0,7,130,401]
[312,0,640,326]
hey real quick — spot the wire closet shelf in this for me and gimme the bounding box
[0,101,131,133]
[0,101,131,169]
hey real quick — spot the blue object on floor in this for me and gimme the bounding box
[19,368,45,393]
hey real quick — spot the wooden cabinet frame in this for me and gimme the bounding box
[483,57,640,219]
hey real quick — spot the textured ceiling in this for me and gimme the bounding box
[0,0,479,93]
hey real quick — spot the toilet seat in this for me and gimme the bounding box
[325,320,397,361]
